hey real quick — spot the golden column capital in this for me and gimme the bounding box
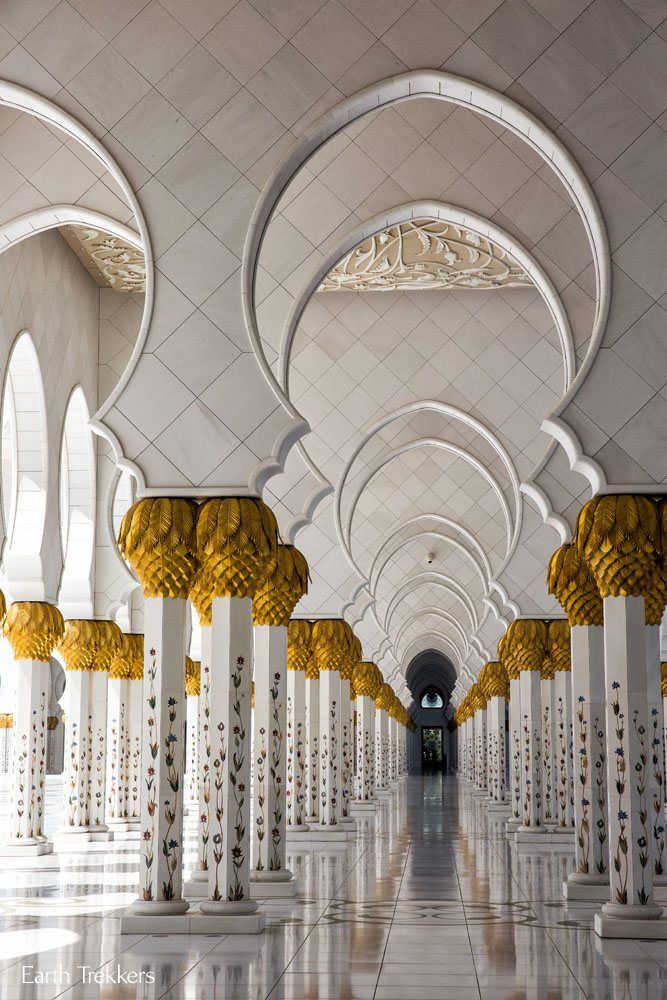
[58,619,98,671]
[311,618,353,673]
[110,632,143,681]
[118,497,199,599]
[353,661,383,699]
[661,662,667,699]
[93,620,123,671]
[547,542,603,627]
[194,497,278,611]
[375,682,394,712]
[497,632,520,680]
[127,634,144,680]
[548,619,571,672]
[253,543,309,626]
[577,494,659,600]
[504,618,548,672]
[479,660,509,700]
[287,619,312,672]
[339,633,361,683]
[185,656,200,697]
[3,602,64,661]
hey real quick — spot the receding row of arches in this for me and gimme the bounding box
[0,331,94,606]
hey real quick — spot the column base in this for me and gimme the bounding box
[53,829,115,851]
[121,903,266,935]
[595,906,667,939]
[338,817,357,829]
[472,786,488,797]
[551,825,575,836]
[350,800,377,812]
[183,870,208,898]
[505,818,521,835]
[563,874,610,901]
[303,825,351,842]
[0,839,52,857]
[286,823,310,833]
[487,800,511,814]
[249,872,297,898]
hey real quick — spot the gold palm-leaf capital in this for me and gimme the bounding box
[577,494,660,599]
[196,497,278,600]
[253,544,310,626]
[353,661,383,699]
[312,619,352,673]
[119,497,198,599]
[288,619,312,672]
[479,661,509,699]
[548,619,571,672]
[4,602,65,661]
[547,543,603,627]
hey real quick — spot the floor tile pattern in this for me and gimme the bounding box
[0,774,666,998]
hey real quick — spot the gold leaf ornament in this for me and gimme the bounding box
[504,619,548,673]
[93,620,123,671]
[547,543,602,627]
[3,602,65,661]
[548,619,571,672]
[353,661,383,699]
[340,633,362,682]
[311,619,353,673]
[185,657,201,697]
[577,494,660,599]
[287,619,312,672]
[375,682,395,712]
[253,544,309,626]
[196,497,278,601]
[118,497,199,599]
[661,662,667,699]
[58,619,100,671]
[478,661,509,700]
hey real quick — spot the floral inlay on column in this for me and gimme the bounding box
[287,620,312,828]
[2,599,64,848]
[576,493,666,928]
[118,496,198,917]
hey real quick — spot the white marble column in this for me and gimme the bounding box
[375,708,389,793]
[250,623,293,892]
[0,602,63,857]
[646,623,665,881]
[286,664,308,830]
[541,669,557,826]
[597,594,663,931]
[487,695,508,805]
[389,716,398,781]
[466,715,474,783]
[184,660,200,815]
[199,595,261,923]
[185,624,211,895]
[60,666,91,833]
[355,695,376,802]
[305,668,320,823]
[554,665,575,832]
[127,597,190,921]
[474,703,487,793]
[518,667,545,835]
[316,667,342,827]
[339,669,354,821]
[106,668,130,829]
[508,676,522,825]
[566,622,608,897]
[125,668,143,827]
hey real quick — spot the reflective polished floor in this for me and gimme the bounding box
[0,774,666,998]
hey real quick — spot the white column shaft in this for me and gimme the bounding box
[286,668,307,828]
[251,624,288,874]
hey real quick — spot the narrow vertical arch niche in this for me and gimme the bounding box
[1,332,48,592]
[59,387,96,617]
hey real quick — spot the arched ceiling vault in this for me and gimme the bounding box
[252,77,608,700]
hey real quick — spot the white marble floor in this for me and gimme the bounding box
[0,774,666,998]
